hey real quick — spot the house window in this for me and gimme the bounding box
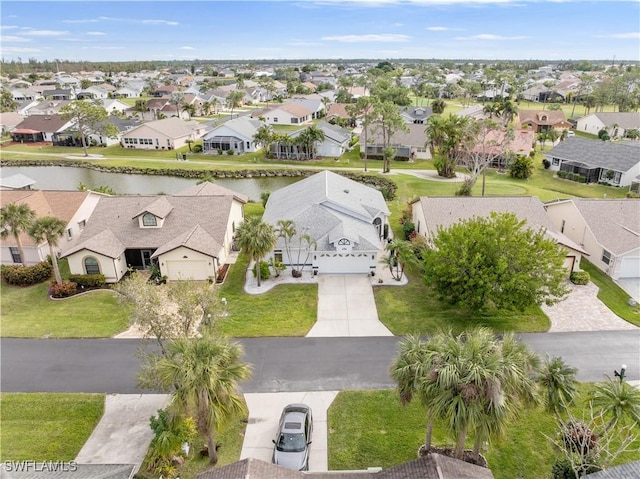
[273,117,278,123]
[84,256,100,275]
[274,251,283,263]
[552,158,560,166]
[602,249,612,265]
[66,228,73,239]
[561,220,566,233]
[291,118,298,124]
[246,141,250,148]
[338,238,351,245]
[142,213,157,226]
[9,247,21,263]
[78,220,86,230]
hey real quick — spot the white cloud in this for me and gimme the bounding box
[286,41,322,46]
[141,19,179,26]
[1,35,31,42]
[427,26,450,31]
[593,32,640,39]
[63,19,99,24]
[0,25,20,30]
[322,33,411,42]
[179,46,195,50]
[81,46,126,50]
[23,30,69,36]
[455,33,529,40]
[2,46,42,53]
[87,31,106,36]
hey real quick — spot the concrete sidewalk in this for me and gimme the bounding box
[307,275,393,337]
[241,391,338,471]
[75,394,169,464]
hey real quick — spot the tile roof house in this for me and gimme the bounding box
[518,109,572,133]
[545,137,640,187]
[0,190,101,266]
[362,122,431,160]
[0,112,25,133]
[411,196,587,275]
[261,103,313,126]
[576,112,640,139]
[262,170,390,275]
[545,199,640,280]
[62,185,246,283]
[196,455,494,479]
[11,114,74,142]
[120,117,204,150]
[201,116,263,155]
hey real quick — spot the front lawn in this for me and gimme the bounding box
[0,393,104,461]
[328,387,640,479]
[580,259,640,326]
[0,281,130,338]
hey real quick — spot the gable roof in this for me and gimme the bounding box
[63,195,234,259]
[124,117,200,139]
[133,196,173,219]
[175,181,249,203]
[518,109,568,126]
[584,460,640,479]
[0,173,36,189]
[365,122,427,147]
[587,112,640,130]
[273,103,313,118]
[545,137,640,173]
[14,114,70,133]
[202,116,262,142]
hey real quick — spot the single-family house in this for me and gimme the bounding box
[151,85,178,97]
[575,112,640,139]
[26,100,71,116]
[201,117,263,154]
[269,120,351,159]
[262,170,390,275]
[99,99,131,114]
[0,112,25,133]
[62,186,246,283]
[411,196,587,274]
[0,174,36,191]
[325,103,354,125]
[288,96,326,119]
[120,117,203,150]
[362,122,430,160]
[399,106,433,124]
[11,114,74,142]
[518,110,572,133]
[42,89,74,100]
[545,137,640,187]
[53,115,139,147]
[0,190,101,266]
[261,103,313,126]
[76,86,110,100]
[545,199,640,281]
[113,86,142,98]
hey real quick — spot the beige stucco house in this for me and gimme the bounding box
[62,183,247,282]
[120,117,204,150]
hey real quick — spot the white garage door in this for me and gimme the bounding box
[315,253,374,274]
[165,260,208,281]
[618,257,640,278]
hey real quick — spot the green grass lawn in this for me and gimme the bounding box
[328,387,640,479]
[0,281,130,338]
[580,259,640,326]
[0,393,104,461]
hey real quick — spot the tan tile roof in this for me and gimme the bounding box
[175,182,248,203]
[278,103,312,117]
[518,109,568,127]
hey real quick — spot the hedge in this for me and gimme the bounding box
[68,274,106,288]
[570,271,590,285]
[1,261,52,286]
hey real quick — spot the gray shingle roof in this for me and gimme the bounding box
[133,196,173,219]
[584,460,640,478]
[545,137,640,173]
[365,122,427,147]
[572,199,640,255]
[63,195,233,259]
[590,112,640,130]
[201,116,263,142]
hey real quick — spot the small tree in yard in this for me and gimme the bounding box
[383,239,415,281]
[28,216,66,285]
[422,212,569,310]
[276,219,317,277]
[509,154,534,179]
[60,99,119,156]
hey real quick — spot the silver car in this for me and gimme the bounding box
[272,403,313,471]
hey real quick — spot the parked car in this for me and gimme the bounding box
[272,403,313,471]
[567,130,575,137]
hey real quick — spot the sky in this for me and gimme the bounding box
[1,0,639,63]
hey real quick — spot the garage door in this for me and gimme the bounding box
[618,257,640,278]
[315,253,374,274]
[165,260,208,281]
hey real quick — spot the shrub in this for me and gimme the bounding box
[217,148,223,155]
[455,178,474,196]
[253,260,270,281]
[69,274,106,288]
[509,155,534,179]
[1,261,53,286]
[542,159,551,169]
[192,144,203,153]
[49,280,78,298]
[226,149,234,155]
[402,221,416,240]
[570,270,590,285]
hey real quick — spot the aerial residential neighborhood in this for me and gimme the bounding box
[1,1,640,479]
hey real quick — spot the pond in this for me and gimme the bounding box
[1,166,300,201]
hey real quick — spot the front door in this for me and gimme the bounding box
[141,250,154,269]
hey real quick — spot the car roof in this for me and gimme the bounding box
[282,412,306,431]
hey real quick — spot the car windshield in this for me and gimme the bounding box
[276,432,306,452]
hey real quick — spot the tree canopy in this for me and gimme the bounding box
[59,99,118,156]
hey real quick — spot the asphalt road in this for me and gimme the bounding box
[1,331,638,394]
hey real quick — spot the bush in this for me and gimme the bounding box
[253,260,270,281]
[69,274,106,288]
[49,280,78,298]
[570,270,590,285]
[226,149,234,155]
[402,221,416,240]
[542,159,551,169]
[455,178,474,196]
[217,148,223,155]
[509,155,534,179]
[192,144,202,153]
[1,261,53,286]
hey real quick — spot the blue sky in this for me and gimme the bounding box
[1,1,639,62]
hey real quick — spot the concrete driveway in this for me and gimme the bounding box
[616,278,640,303]
[75,394,169,464]
[307,275,393,337]
[241,391,338,471]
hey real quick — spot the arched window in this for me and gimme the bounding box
[84,256,100,275]
[338,238,351,245]
[142,213,157,226]
[373,217,382,237]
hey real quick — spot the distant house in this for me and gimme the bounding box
[362,122,430,160]
[11,114,74,142]
[0,190,101,266]
[545,137,640,187]
[120,117,204,150]
[411,196,587,274]
[287,96,326,119]
[76,86,109,100]
[262,170,390,275]
[53,115,139,147]
[545,199,639,281]
[270,120,351,159]
[576,112,640,139]
[62,186,246,283]
[113,86,142,98]
[0,112,25,133]
[42,89,73,100]
[518,110,572,133]
[99,99,131,114]
[399,106,433,124]
[25,100,71,116]
[261,103,313,126]
[201,117,263,154]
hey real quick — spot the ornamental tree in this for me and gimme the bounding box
[422,212,569,310]
[60,99,118,156]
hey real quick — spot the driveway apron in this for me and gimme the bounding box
[307,274,393,337]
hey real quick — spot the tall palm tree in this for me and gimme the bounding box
[302,125,325,160]
[538,356,578,420]
[0,203,36,266]
[383,239,415,281]
[28,216,66,285]
[252,124,273,159]
[590,377,640,435]
[156,334,252,465]
[234,217,276,287]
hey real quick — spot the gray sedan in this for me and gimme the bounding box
[272,403,313,471]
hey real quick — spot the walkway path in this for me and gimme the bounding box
[544,282,638,332]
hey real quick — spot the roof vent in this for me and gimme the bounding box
[344,189,349,194]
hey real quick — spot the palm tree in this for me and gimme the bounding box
[234,217,276,287]
[590,377,640,435]
[431,98,446,114]
[383,239,414,281]
[301,125,325,160]
[253,124,273,159]
[156,334,252,465]
[226,90,244,120]
[28,216,66,285]
[0,203,36,266]
[538,356,578,420]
